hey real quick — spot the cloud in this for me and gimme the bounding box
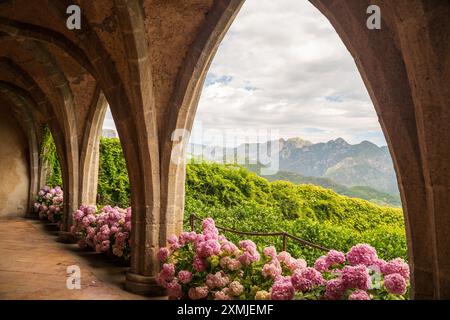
[102,0,386,147]
[191,0,386,146]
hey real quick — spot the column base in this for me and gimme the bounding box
[124,272,167,297]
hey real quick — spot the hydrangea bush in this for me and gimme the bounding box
[156,218,410,300]
[33,186,64,223]
[71,205,132,260]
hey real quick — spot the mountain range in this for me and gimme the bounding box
[187,137,400,206]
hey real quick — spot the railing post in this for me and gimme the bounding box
[282,232,287,252]
[190,214,195,232]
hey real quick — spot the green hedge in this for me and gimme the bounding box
[41,126,62,187]
[97,137,131,208]
[44,137,407,264]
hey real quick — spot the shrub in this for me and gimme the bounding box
[157,218,410,300]
[97,138,130,208]
[33,186,64,224]
[71,205,132,260]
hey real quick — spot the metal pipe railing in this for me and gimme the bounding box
[189,214,329,252]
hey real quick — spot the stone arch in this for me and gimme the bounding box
[113,0,163,294]
[0,83,40,215]
[307,0,441,299]
[0,95,30,217]
[1,5,166,290]
[160,0,245,246]
[11,40,80,231]
[0,57,71,226]
[159,0,449,299]
[79,86,108,205]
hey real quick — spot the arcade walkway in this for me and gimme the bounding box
[0,218,161,300]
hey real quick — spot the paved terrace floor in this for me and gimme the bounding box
[0,217,164,300]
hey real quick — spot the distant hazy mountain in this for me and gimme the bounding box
[102,129,118,138]
[188,137,399,196]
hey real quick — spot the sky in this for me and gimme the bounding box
[103,0,387,147]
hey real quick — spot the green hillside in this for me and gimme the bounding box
[245,165,402,207]
[185,161,407,264]
[45,137,407,265]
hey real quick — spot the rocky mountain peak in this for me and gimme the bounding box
[285,137,313,148]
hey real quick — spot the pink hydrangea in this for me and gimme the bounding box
[262,262,282,279]
[214,289,232,300]
[157,247,170,262]
[263,246,277,259]
[159,263,175,282]
[314,256,328,272]
[382,258,410,280]
[277,251,292,263]
[167,235,181,250]
[347,244,378,266]
[384,273,407,295]
[238,251,259,266]
[74,210,84,221]
[166,280,182,299]
[228,281,244,296]
[348,290,371,300]
[291,267,324,292]
[202,218,219,240]
[325,278,346,300]
[227,258,242,271]
[372,259,387,273]
[326,250,346,267]
[341,265,371,291]
[188,286,209,300]
[220,256,231,269]
[179,231,197,245]
[178,270,192,284]
[196,239,221,258]
[193,255,208,272]
[221,240,238,254]
[271,276,294,300]
[239,240,257,251]
[206,271,230,289]
[238,241,260,266]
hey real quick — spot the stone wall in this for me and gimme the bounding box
[0,104,29,217]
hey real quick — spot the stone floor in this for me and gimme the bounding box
[0,217,164,300]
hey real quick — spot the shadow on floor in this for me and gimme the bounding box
[31,219,133,294]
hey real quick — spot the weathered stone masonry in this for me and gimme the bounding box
[0,0,448,299]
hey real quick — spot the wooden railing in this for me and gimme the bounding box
[189,214,330,252]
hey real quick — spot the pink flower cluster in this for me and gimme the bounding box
[156,218,265,300]
[320,244,410,300]
[34,186,64,223]
[72,205,97,248]
[93,206,131,257]
[156,218,410,300]
[315,250,346,272]
[291,267,324,292]
[271,276,295,300]
[347,244,378,266]
[71,204,132,260]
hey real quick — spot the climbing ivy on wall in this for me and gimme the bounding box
[97,137,130,208]
[41,125,63,187]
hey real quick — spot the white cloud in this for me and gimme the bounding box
[102,0,386,147]
[191,0,386,146]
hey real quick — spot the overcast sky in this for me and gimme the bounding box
[103,0,386,147]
